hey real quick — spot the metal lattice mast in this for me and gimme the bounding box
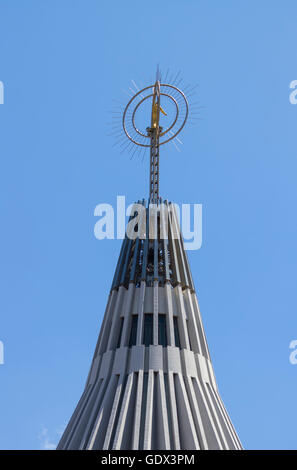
[148,126,160,204]
[147,78,161,203]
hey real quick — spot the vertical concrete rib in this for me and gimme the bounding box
[103,373,127,449]
[136,281,146,345]
[164,282,175,346]
[191,377,223,449]
[106,288,125,351]
[160,202,170,282]
[111,238,128,290]
[129,199,145,283]
[183,376,208,449]
[141,205,149,280]
[168,203,181,285]
[57,385,91,449]
[191,292,211,360]
[86,374,119,449]
[174,373,199,449]
[155,371,171,449]
[170,203,190,288]
[69,381,104,449]
[164,371,179,450]
[143,370,154,450]
[183,288,202,354]
[175,285,190,350]
[200,380,229,449]
[79,377,106,449]
[132,370,144,450]
[153,281,158,345]
[212,388,243,449]
[94,290,116,357]
[205,383,239,449]
[112,372,134,449]
[120,283,135,347]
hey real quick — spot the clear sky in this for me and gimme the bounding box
[0,0,297,450]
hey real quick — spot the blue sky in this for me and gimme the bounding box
[0,0,297,450]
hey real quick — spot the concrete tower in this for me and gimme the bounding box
[57,73,242,450]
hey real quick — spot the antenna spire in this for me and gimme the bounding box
[147,77,162,203]
[121,69,189,203]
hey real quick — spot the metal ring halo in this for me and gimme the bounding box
[122,84,188,148]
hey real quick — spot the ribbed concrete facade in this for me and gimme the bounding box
[57,201,242,450]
